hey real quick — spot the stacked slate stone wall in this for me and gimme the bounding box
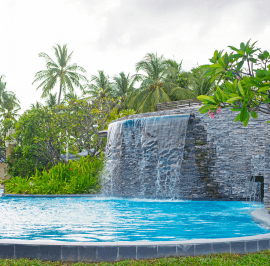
[264,145,270,208]
[111,106,270,201]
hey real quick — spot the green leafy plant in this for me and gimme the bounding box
[2,154,104,194]
[198,40,270,127]
[7,95,119,178]
[105,108,136,129]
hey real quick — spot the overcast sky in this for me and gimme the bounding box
[1,0,270,113]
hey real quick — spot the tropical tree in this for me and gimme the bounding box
[64,92,81,103]
[45,93,58,108]
[0,96,20,120]
[112,72,137,110]
[33,44,88,106]
[0,76,20,120]
[197,40,270,126]
[7,96,119,178]
[164,59,194,101]
[188,66,216,97]
[83,70,112,98]
[30,101,43,109]
[129,53,171,113]
[0,75,7,103]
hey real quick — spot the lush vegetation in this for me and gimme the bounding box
[0,75,20,158]
[0,42,244,194]
[6,96,117,178]
[32,44,87,107]
[1,251,270,265]
[3,155,104,194]
[198,39,270,126]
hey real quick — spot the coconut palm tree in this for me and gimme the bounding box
[83,70,112,98]
[112,72,137,110]
[64,92,80,102]
[164,59,194,101]
[33,44,88,106]
[30,101,43,109]
[45,93,57,108]
[189,67,216,97]
[0,75,6,100]
[0,76,20,120]
[0,91,20,120]
[129,53,171,113]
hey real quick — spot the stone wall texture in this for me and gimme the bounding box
[107,106,270,202]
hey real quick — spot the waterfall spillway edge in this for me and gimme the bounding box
[103,114,190,199]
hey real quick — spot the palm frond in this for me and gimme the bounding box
[34,44,87,104]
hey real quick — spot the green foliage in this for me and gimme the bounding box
[83,70,112,98]
[11,107,66,173]
[0,75,20,145]
[129,53,171,113]
[198,40,270,126]
[3,155,104,194]
[189,66,217,97]
[7,145,49,179]
[7,96,118,178]
[164,59,194,101]
[33,44,88,106]
[106,108,136,128]
[112,72,138,110]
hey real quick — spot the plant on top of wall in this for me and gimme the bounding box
[2,154,104,194]
[197,40,270,126]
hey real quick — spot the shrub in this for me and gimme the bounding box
[7,96,118,178]
[2,155,104,194]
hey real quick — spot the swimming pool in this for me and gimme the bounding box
[0,196,268,242]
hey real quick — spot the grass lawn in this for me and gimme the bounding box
[1,251,270,265]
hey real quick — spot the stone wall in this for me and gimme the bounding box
[0,163,8,189]
[111,106,270,201]
[264,145,270,208]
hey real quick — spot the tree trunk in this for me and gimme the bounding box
[66,130,69,162]
[57,84,62,112]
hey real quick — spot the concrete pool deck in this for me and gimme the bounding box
[1,191,270,262]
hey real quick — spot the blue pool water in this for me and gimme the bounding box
[0,197,268,242]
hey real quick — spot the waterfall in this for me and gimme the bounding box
[246,176,262,202]
[103,114,190,199]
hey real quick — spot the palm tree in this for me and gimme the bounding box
[0,91,20,120]
[0,76,20,120]
[112,72,137,110]
[83,70,112,98]
[33,44,88,106]
[189,67,216,97]
[0,75,6,100]
[129,53,170,113]
[64,92,80,103]
[45,93,58,108]
[164,59,194,101]
[30,101,43,109]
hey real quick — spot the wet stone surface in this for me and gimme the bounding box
[103,107,270,201]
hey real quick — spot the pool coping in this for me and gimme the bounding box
[0,208,270,262]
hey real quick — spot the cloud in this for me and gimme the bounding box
[91,0,270,51]
[1,0,270,113]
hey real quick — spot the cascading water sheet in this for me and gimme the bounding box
[103,114,190,199]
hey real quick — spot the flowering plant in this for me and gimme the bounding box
[208,107,221,119]
[198,40,270,126]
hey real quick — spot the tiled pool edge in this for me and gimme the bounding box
[0,209,269,262]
